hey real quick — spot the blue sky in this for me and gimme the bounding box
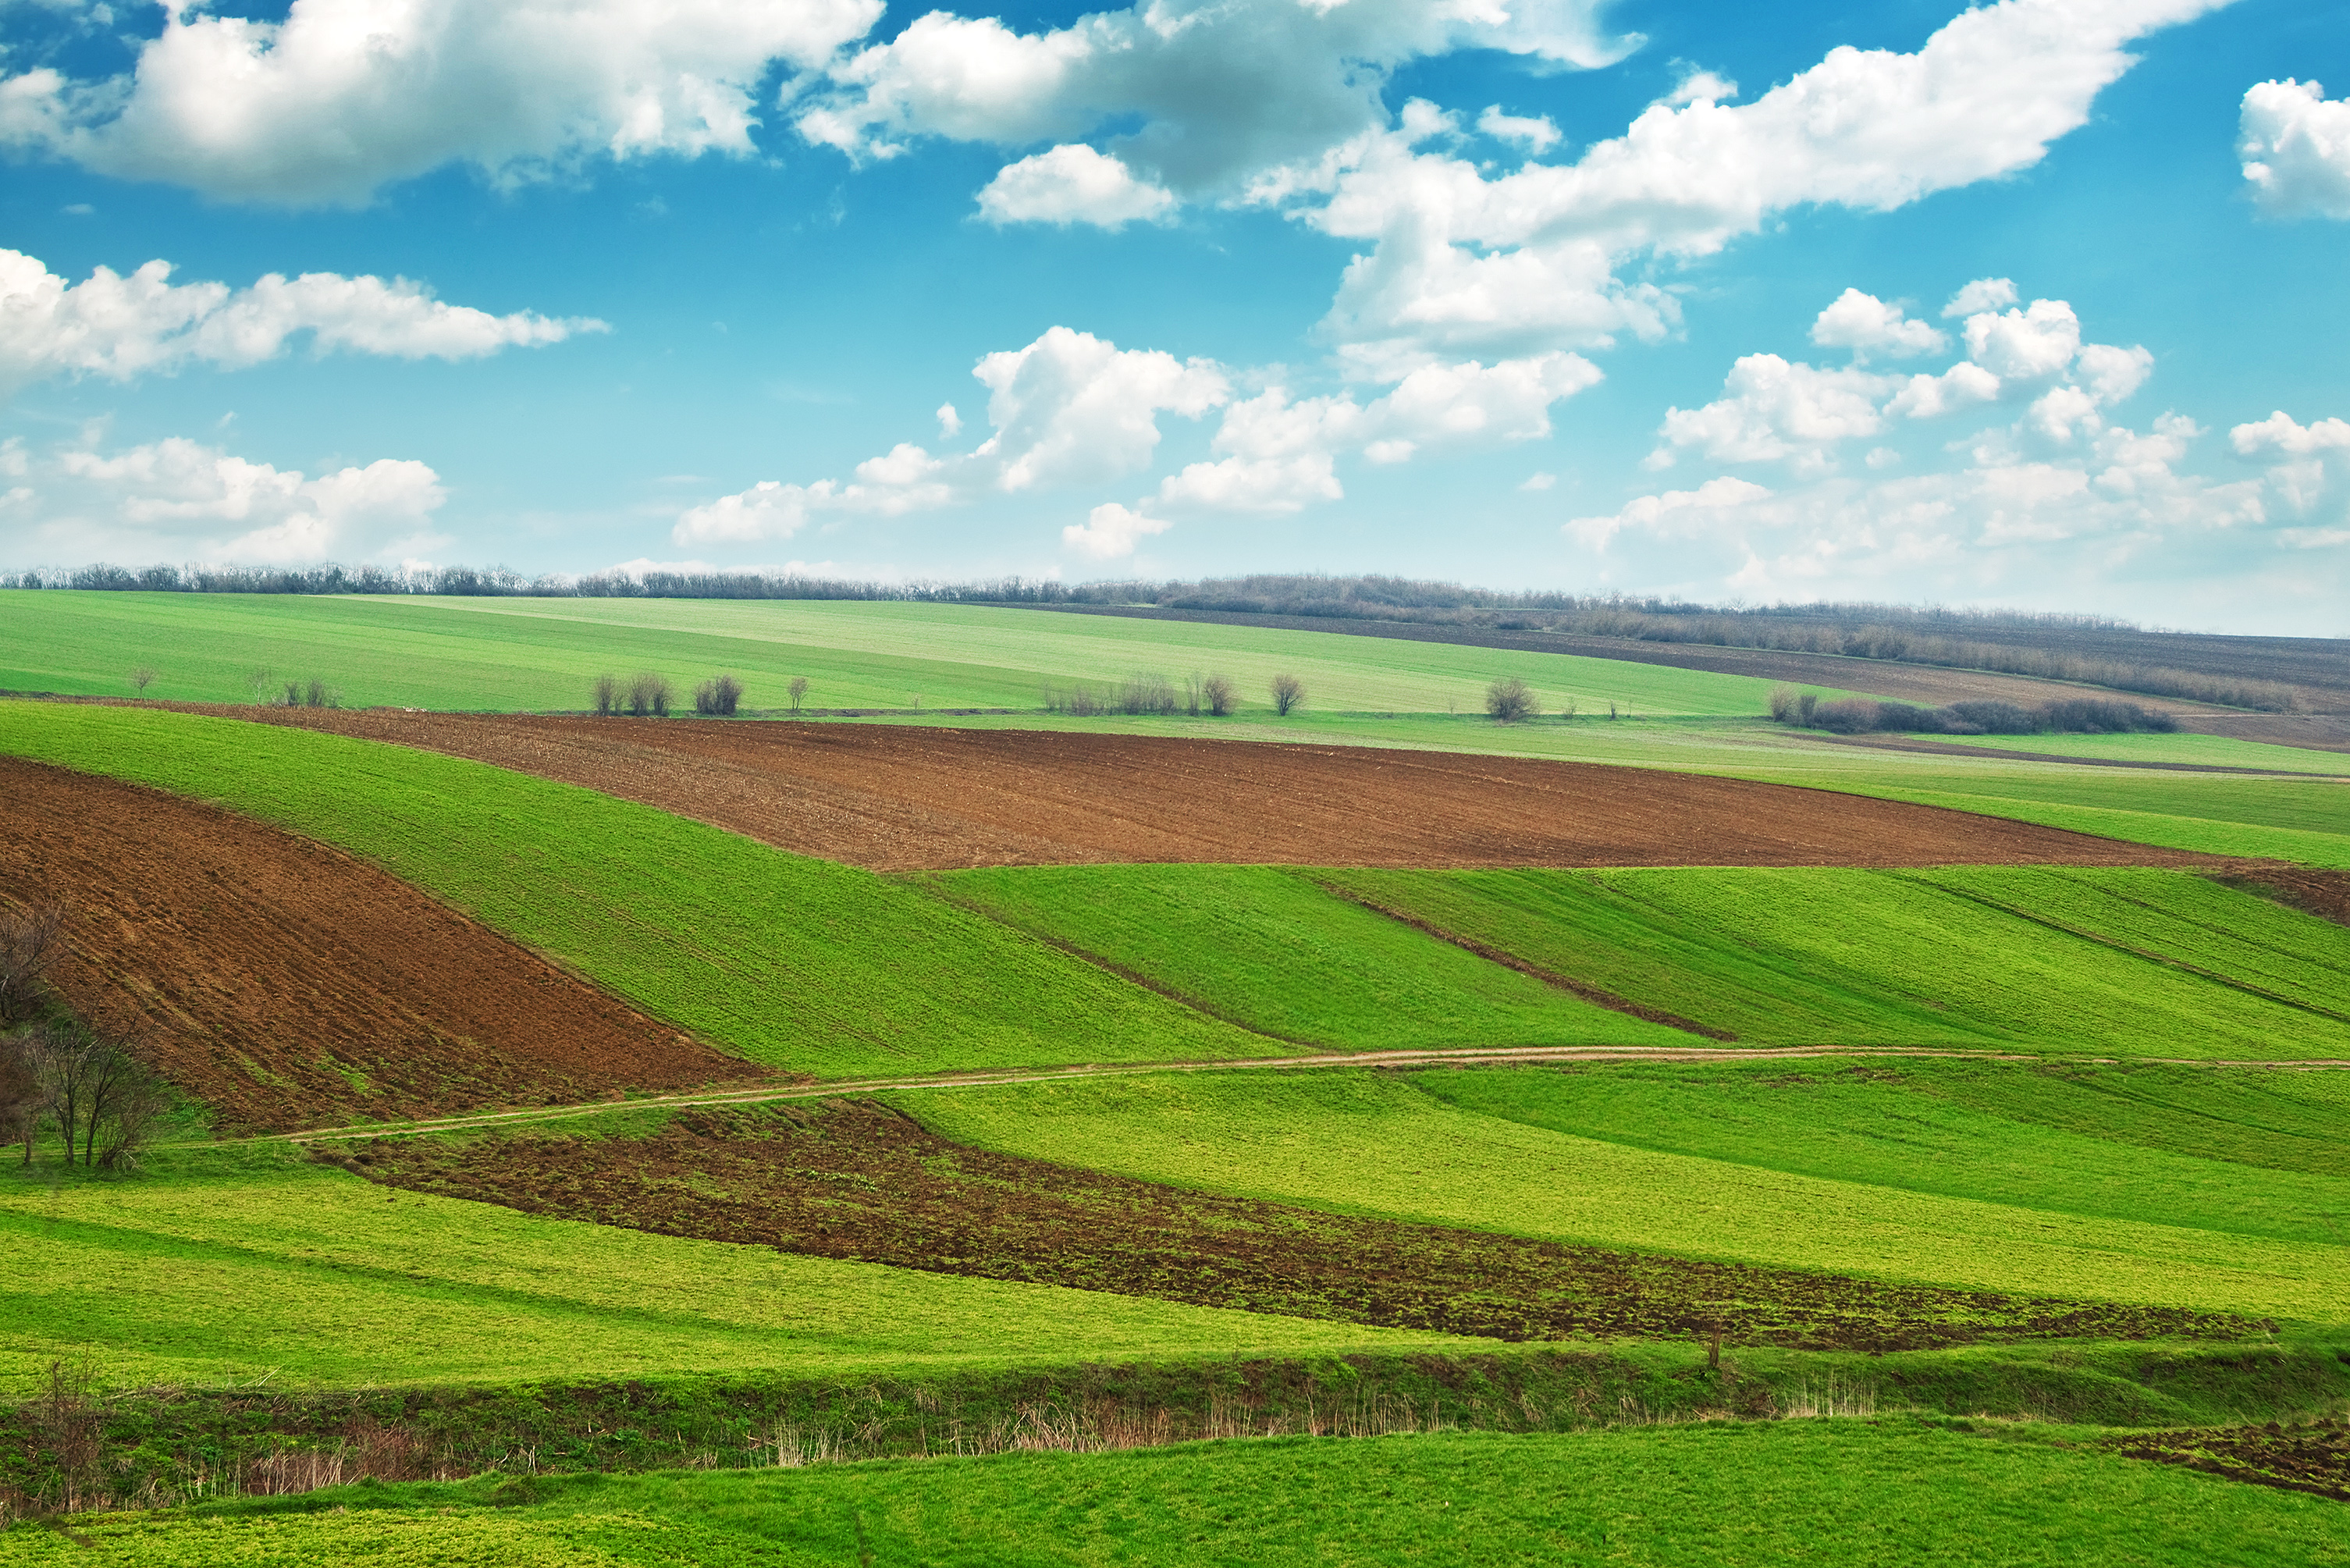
[2,0,2346,631]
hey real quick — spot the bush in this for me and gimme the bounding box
[26,1022,165,1169]
[1270,674,1304,716]
[1485,676,1537,723]
[1811,699,1881,734]
[694,674,744,716]
[2042,699,2177,734]
[1944,700,2041,735]
[592,674,618,716]
[1872,702,1944,734]
[788,676,809,714]
[1200,674,1236,717]
[0,901,65,1026]
[626,673,672,717]
[1767,684,1800,723]
[1118,672,1179,716]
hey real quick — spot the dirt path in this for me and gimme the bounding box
[211,708,2237,873]
[1,756,761,1131]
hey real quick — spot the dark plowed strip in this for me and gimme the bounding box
[1,756,764,1131]
[217,706,2233,873]
[2219,869,2350,930]
[2108,1418,2350,1502]
[348,1100,2258,1353]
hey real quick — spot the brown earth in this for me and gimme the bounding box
[219,707,2231,873]
[350,1098,2257,1354]
[0,756,763,1131]
[2109,1417,2350,1502]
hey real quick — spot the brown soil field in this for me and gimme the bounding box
[226,708,2227,873]
[2110,1417,2350,1502]
[0,756,761,1130]
[353,1099,2255,1354]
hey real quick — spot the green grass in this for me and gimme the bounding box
[13,1422,2346,1566]
[1312,867,2350,1056]
[937,866,1692,1050]
[1411,1059,2350,1246]
[894,1070,2350,1321]
[0,1142,1470,1391]
[0,592,1840,716]
[1918,730,2350,773]
[0,702,1266,1078]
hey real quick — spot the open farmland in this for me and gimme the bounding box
[9,1421,2348,1568]
[1877,731,2350,773]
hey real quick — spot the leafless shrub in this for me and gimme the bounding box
[29,1022,167,1169]
[0,901,65,1026]
[1043,682,1109,716]
[1485,676,1537,723]
[1767,684,1800,723]
[1797,692,1818,724]
[592,674,618,716]
[0,1029,40,1164]
[129,667,156,696]
[34,1360,104,1515]
[626,673,672,717]
[1117,671,1178,716]
[1200,674,1235,716]
[247,667,273,706]
[1269,673,1304,716]
[694,674,744,716]
[788,675,809,713]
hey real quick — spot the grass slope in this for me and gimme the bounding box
[938,866,1692,1050]
[896,1071,2350,1321]
[0,1143,1468,1390]
[0,702,1264,1077]
[12,1423,2345,1566]
[0,592,1830,716]
[1316,866,2350,1056]
[1917,731,2350,774]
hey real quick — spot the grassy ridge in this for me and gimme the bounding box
[897,1071,2350,1320]
[0,592,1825,716]
[0,702,1264,1077]
[1314,867,2350,1055]
[938,866,1692,1050]
[0,1143,1467,1390]
[16,1422,2346,1566]
[1918,731,2350,774]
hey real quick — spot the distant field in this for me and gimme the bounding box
[0,1143,1454,1389]
[0,591,1847,716]
[1313,866,2350,1055]
[900,1070,2350,1320]
[12,1422,2345,1567]
[0,702,1266,1078]
[1916,731,2350,774]
[940,866,1696,1048]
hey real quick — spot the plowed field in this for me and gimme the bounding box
[1,756,759,1129]
[232,709,2225,872]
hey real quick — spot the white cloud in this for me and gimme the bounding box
[1520,471,1557,492]
[0,248,600,398]
[0,433,446,565]
[1477,106,1561,152]
[2232,410,2350,526]
[976,143,1177,227]
[1943,276,2019,317]
[1963,297,2082,381]
[936,402,962,438]
[1567,475,1771,550]
[798,0,1634,198]
[2238,79,2350,220]
[1061,500,1169,559]
[676,325,1227,542]
[1653,356,1893,473]
[1660,67,1739,107]
[1809,288,1946,359]
[1261,0,2223,368]
[0,0,882,204]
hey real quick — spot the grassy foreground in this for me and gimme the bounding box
[6,1421,2345,1566]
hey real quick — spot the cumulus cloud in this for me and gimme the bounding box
[1259,0,2224,368]
[2238,79,2350,220]
[976,144,1176,227]
[1810,289,1945,359]
[1061,500,1170,559]
[675,325,1227,543]
[1653,357,1896,474]
[0,433,446,565]
[798,0,1633,199]
[1477,106,1561,152]
[2231,410,2350,540]
[1943,276,2019,317]
[0,248,600,398]
[0,0,882,204]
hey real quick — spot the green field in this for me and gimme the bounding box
[10,1422,2342,1567]
[896,1069,2350,1321]
[1312,866,2350,1054]
[0,1142,1466,1390]
[1918,730,2350,774]
[0,591,1838,716]
[938,865,1692,1049]
[0,702,1265,1079]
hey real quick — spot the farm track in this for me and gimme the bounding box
[197,706,2242,873]
[0,756,762,1130]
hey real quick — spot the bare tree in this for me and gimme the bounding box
[0,1029,41,1164]
[1200,674,1236,717]
[30,1022,165,1169]
[626,673,673,717]
[788,676,809,714]
[694,674,744,716]
[0,901,65,1026]
[1485,676,1537,723]
[1269,674,1304,716]
[592,674,618,716]
[129,667,157,697]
